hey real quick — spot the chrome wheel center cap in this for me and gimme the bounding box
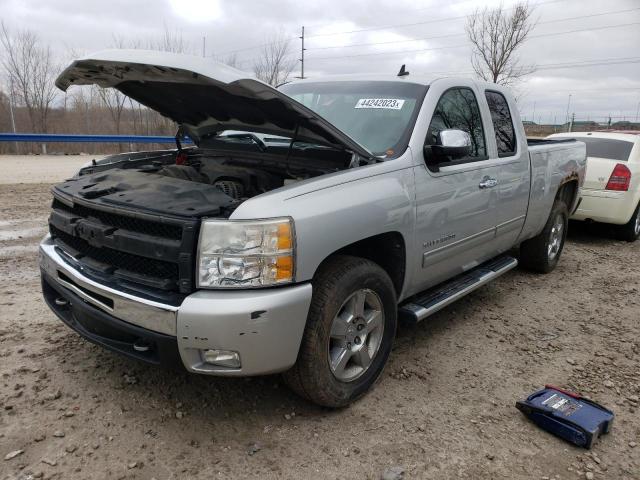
[346,326,356,343]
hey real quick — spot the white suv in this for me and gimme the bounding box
[548,131,640,241]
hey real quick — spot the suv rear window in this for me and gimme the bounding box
[580,137,634,161]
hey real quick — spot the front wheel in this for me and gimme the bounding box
[519,200,569,273]
[617,203,640,242]
[283,256,397,408]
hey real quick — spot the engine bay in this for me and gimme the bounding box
[55,147,347,219]
[153,157,296,202]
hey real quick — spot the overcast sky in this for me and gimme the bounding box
[1,0,639,124]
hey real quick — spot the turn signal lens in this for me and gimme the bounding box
[605,163,631,191]
[275,256,294,281]
[277,222,292,250]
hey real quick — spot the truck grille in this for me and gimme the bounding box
[48,198,198,294]
[52,199,183,239]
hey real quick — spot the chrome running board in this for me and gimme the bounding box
[399,256,518,323]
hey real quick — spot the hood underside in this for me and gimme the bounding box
[56,49,372,159]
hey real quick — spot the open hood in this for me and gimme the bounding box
[56,49,372,159]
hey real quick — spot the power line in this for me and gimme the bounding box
[304,0,567,39]
[305,22,640,61]
[538,6,640,24]
[435,57,640,75]
[305,7,640,51]
[307,43,469,61]
[307,32,463,51]
[295,56,640,77]
[529,21,640,40]
[534,56,640,68]
[537,58,640,70]
[212,0,567,56]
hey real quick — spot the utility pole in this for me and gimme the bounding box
[569,112,575,133]
[202,36,206,58]
[565,94,572,131]
[8,79,18,153]
[298,26,305,79]
[532,101,536,124]
[635,100,639,123]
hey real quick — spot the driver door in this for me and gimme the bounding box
[412,86,500,292]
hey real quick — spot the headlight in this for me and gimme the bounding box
[197,218,295,288]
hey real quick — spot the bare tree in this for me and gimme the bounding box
[152,25,191,54]
[219,53,240,69]
[97,87,127,134]
[0,21,58,132]
[252,30,296,86]
[97,29,190,138]
[465,3,536,86]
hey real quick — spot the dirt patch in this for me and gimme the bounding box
[1,183,639,480]
[0,155,103,185]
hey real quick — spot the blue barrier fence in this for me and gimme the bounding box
[0,133,192,144]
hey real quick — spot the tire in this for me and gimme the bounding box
[519,200,569,273]
[617,203,640,242]
[283,255,397,408]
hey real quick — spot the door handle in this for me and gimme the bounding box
[479,177,498,189]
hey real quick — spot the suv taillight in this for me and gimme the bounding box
[605,163,631,191]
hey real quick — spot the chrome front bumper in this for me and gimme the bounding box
[40,235,313,376]
[39,237,178,336]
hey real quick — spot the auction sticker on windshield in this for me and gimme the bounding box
[355,98,405,109]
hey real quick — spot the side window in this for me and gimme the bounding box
[485,91,516,157]
[426,87,487,161]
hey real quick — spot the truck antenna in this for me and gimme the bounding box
[397,64,409,77]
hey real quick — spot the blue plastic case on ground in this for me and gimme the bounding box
[516,385,614,449]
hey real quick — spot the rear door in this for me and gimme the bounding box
[484,89,530,251]
[412,85,500,291]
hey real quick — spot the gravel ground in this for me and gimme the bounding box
[0,156,103,185]
[0,179,638,480]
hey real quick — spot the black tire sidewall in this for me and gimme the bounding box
[620,203,640,242]
[520,200,569,273]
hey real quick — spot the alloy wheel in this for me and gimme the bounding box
[327,289,384,382]
[547,213,564,261]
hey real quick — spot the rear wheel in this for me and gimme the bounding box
[617,203,640,242]
[283,256,397,408]
[519,200,569,273]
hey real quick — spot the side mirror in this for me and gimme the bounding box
[424,129,472,171]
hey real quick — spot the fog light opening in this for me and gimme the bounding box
[201,349,241,368]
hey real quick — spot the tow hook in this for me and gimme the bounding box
[133,339,152,353]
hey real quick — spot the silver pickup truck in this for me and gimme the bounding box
[40,50,586,407]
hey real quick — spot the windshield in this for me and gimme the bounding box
[279,81,427,157]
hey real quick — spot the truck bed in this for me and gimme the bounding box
[527,137,578,147]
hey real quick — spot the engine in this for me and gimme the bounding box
[156,159,286,201]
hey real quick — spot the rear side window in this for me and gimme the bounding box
[579,137,634,161]
[485,91,516,157]
[427,87,487,161]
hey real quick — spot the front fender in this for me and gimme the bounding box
[230,158,416,286]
